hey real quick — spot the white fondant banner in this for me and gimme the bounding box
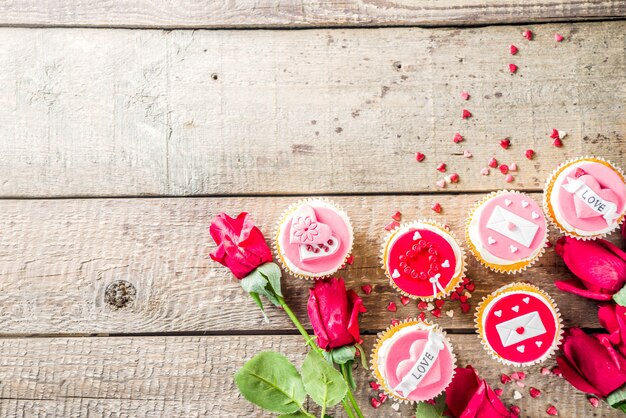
[393,331,445,397]
[562,177,619,223]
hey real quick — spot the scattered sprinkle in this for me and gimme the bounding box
[465,282,475,292]
[361,284,372,295]
[552,138,563,147]
[540,367,551,376]
[418,301,429,310]
[488,157,498,168]
[387,301,397,312]
[510,405,521,415]
[509,63,518,74]
[501,374,512,384]
[435,299,445,308]
[390,318,399,326]
[460,295,468,303]
[460,91,470,100]
[525,149,535,160]
[500,138,511,149]
[558,130,567,139]
[370,397,382,408]
[427,302,435,311]
[505,174,514,183]
[378,392,388,403]
[400,296,411,306]
[552,367,563,377]
[392,211,402,221]
[450,292,460,301]
[436,179,446,188]
[415,152,425,162]
[453,133,464,143]
[446,309,454,317]
[545,240,552,248]
[369,381,381,390]
[499,164,509,174]
[555,33,564,42]
[512,372,526,380]
[588,397,599,408]
[546,405,558,416]
[463,149,473,158]
[431,308,441,318]
[494,388,503,396]
[510,162,518,171]
[346,254,354,265]
[523,30,533,40]
[431,202,442,213]
[513,390,522,400]
[481,167,490,176]
[418,311,426,321]
[462,109,472,119]
[509,44,519,55]
[550,129,560,139]
[515,381,525,388]
[391,403,400,411]
[529,387,541,398]
[449,173,460,183]
[385,221,400,231]
[460,302,471,313]
[437,162,447,172]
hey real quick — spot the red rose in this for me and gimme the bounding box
[307,277,366,350]
[557,328,626,398]
[445,366,515,418]
[554,236,626,300]
[209,212,272,279]
[599,304,626,358]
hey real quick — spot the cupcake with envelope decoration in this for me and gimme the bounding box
[274,199,353,279]
[371,319,456,403]
[466,190,549,274]
[381,220,466,300]
[544,157,626,239]
[475,283,563,367]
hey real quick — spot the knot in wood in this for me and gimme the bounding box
[104,280,136,310]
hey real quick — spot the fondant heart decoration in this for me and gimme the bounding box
[494,310,503,317]
[395,339,441,388]
[521,200,529,208]
[441,259,450,268]
[522,297,530,304]
[536,341,543,347]
[570,175,619,220]
[392,269,401,279]
[413,231,422,241]
[505,199,512,206]
[512,305,520,312]
[488,236,497,245]
[531,211,539,219]
[517,345,525,353]
[299,235,341,261]
[289,205,333,245]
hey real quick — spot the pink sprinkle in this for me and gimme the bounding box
[509,162,518,171]
[515,381,525,388]
[462,109,472,119]
[369,381,380,390]
[525,149,535,160]
[481,167,490,176]
[509,63,518,74]
[436,179,446,188]
[437,162,447,172]
[494,388,503,396]
[500,138,511,149]
[510,405,521,416]
[415,152,425,162]
[391,211,402,221]
[529,387,541,398]
[555,33,564,42]
[501,374,512,384]
[387,301,397,312]
[378,392,388,403]
[509,44,519,55]
[385,221,400,231]
[453,133,464,143]
[463,149,472,158]
[449,173,460,183]
[361,284,372,295]
[499,164,509,174]
[460,91,470,100]
[512,371,526,380]
[552,138,563,147]
[588,397,599,408]
[523,30,533,40]
[431,202,442,213]
[400,296,410,306]
[546,405,558,416]
[370,397,381,408]
[505,174,514,183]
[540,367,551,376]
[488,157,498,168]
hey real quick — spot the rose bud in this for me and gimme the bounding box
[445,366,516,417]
[554,236,626,301]
[210,212,273,279]
[307,277,367,350]
[599,304,626,357]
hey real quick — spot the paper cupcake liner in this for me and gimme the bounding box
[474,282,564,368]
[379,220,467,301]
[370,318,457,404]
[273,198,354,280]
[543,156,626,240]
[465,190,549,274]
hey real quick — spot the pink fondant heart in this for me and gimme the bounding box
[395,339,441,387]
[572,175,619,219]
[289,205,333,245]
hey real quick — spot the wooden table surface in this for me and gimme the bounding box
[1,2,625,417]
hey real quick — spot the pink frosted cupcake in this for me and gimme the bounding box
[371,319,456,403]
[274,199,353,279]
[544,157,626,239]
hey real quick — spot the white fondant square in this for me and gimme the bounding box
[495,311,546,347]
[486,206,539,248]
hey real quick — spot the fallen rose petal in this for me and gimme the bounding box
[385,221,400,231]
[361,284,372,295]
[387,301,397,312]
[500,138,511,149]
[525,149,535,160]
[523,30,533,40]
[546,405,558,416]
[369,381,381,390]
[391,211,402,221]
[415,152,425,162]
[529,387,541,398]
[488,157,498,168]
[432,202,442,213]
[500,164,509,174]
[509,63,518,73]
[509,44,519,55]
[555,34,564,42]
[400,296,410,306]
[453,133,464,143]
[462,109,472,119]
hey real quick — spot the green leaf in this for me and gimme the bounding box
[301,350,348,408]
[614,286,626,307]
[415,393,446,418]
[256,262,283,297]
[248,291,268,322]
[240,263,284,310]
[354,343,368,368]
[330,346,356,365]
[342,361,356,390]
[235,351,306,414]
[608,383,626,410]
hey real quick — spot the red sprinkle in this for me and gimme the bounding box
[453,133,464,143]
[545,240,552,248]
[509,63,518,74]
[499,164,509,174]
[552,138,563,147]
[552,367,563,377]
[555,33,564,42]
[494,388,503,396]
[501,374,512,384]
[431,308,441,318]
[431,202,442,213]
[588,397,599,408]
[510,405,521,416]
[460,303,471,313]
[415,152,426,162]
[525,149,535,160]
[460,295,468,303]
[346,254,354,265]
[385,221,400,231]
[450,292,460,301]
[361,284,372,295]
[418,311,426,321]
[462,277,471,285]
[500,138,511,149]
[488,157,498,168]
[435,299,445,308]
[509,44,519,55]
[449,173,460,183]
[390,318,400,326]
[437,162,447,172]
[370,397,381,408]
[550,128,560,139]
[392,211,402,221]
[529,387,541,398]
[523,30,533,40]
[512,371,526,380]
[387,301,397,312]
[417,301,429,310]
[400,296,411,306]
[460,91,470,101]
[462,109,472,119]
[465,282,475,292]
[369,381,381,390]
[378,392,388,403]
[546,405,558,416]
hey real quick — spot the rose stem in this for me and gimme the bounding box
[341,363,365,418]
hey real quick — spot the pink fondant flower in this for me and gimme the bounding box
[292,215,319,242]
[445,366,515,417]
[554,236,626,300]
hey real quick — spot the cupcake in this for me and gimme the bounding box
[475,283,563,367]
[381,221,465,300]
[466,190,549,274]
[544,157,626,239]
[274,199,353,279]
[371,319,456,403]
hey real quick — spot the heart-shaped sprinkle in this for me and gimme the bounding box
[504,199,512,206]
[463,149,472,158]
[494,310,502,317]
[488,157,498,168]
[415,152,425,162]
[462,109,472,119]
[488,236,497,245]
[550,128,560,139]
[400,296,410,306]
[391,403,400,411]
[516,326,525,334]
[517,345,525,353]
[412,231,421,240]
[523,30,533,40]
[441,259,450,268]
[509,63,518,74]
[505,174,514,183]
[392,211,402,221]
[392,269,401,279]
[523,297,530,304]
[512,305,520,312]
[500,138,511,149]
[589,397,599,408]
[521,200,529,208]
[481,167,490,176]
[431,202,442,213]
[436,179,446,188]
[437,162,447,172]
[509,44,519,55]
[552,138,563,147]
[536,341,543,347]
[449,173,460,183]
[453,133,464,143]
[525,149,535,160]
[361,284,372,295]
[510,163,518,171]
[555,33,564,42]
[385,221,400,231]
[500,164,509,174]
[531,211,539,219]
[460,91,470,100]
[446,310,454,317]
[507,221,516,230]
[427,302,435,311]
[558,130,567,139]
[513,390,523,400]
[387,301,397,312]
[547,406,558,416]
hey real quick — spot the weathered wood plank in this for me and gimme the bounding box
[0,22,624,197]
[0,334,617,417]
[1,194,620,335]
[1,0,625,28]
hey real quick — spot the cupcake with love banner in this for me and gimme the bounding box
[274,199,354,279]
[371,319,456,403]
[466,190,549,274]
[476,283,563,367]
[380,220,466,300]
[544,157,626,239]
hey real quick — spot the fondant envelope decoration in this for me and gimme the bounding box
[495,311,546,347]
[486,206,539,248]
